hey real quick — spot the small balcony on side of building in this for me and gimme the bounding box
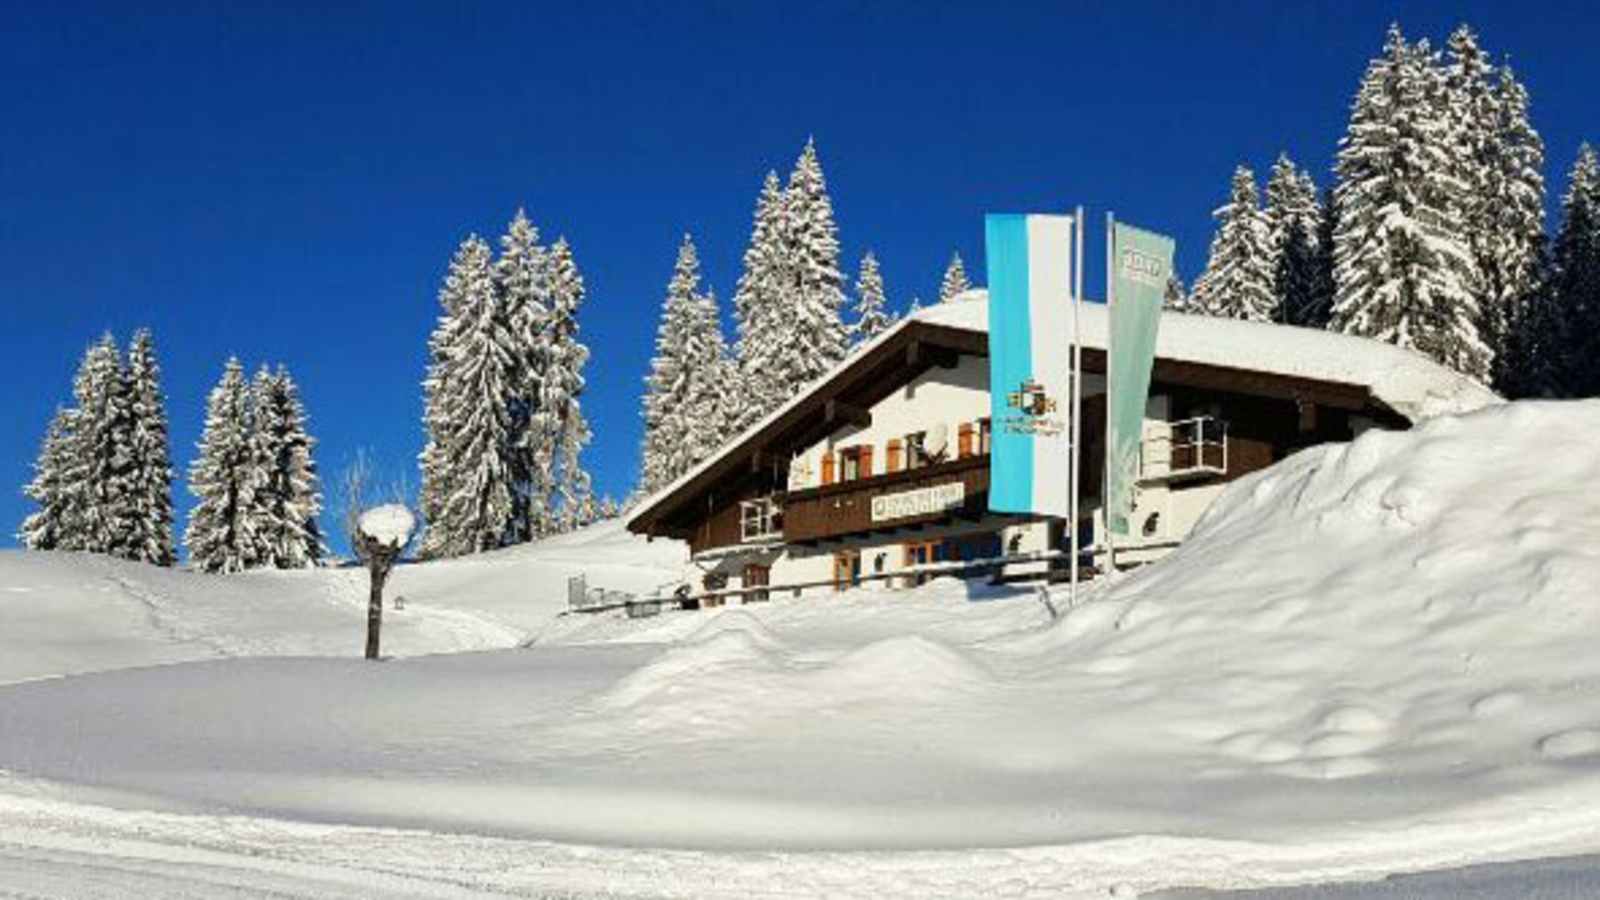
[1139,415,1228,483]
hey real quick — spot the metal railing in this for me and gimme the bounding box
[1140,415,1227,482]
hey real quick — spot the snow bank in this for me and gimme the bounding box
[0,518,685,684]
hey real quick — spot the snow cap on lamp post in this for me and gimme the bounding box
[358,504,415,551]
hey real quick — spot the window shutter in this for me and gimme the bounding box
[958,423,974,458]
[886,438,902,473]
[821,452,835,485]
[860,444,874,478]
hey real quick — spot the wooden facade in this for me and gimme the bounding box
[784,453,993,545]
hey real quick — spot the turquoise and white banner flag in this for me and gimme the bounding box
[1106,221,1176,536]
[985,213,1073,519]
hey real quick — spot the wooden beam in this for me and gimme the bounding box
[825,399,872,428]
[907,341,958,370]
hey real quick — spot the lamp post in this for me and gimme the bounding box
[355,505,415,660]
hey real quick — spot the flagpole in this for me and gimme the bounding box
[1069,207,1084,608]
[1104,211,1118,576]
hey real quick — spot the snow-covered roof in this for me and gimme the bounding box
[627,291,1498,532]
[920,290,1500,421]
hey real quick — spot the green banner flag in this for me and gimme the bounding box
[1107,221,1176,537]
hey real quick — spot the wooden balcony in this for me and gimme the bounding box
[782,454,992,545]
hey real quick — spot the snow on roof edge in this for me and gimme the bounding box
[625,311,925,531]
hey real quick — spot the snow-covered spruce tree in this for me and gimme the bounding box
[851,251,893,346]
[1190,165,1275,321]
[640,235,708,495]
[1540,145,1600,397]
[776,139,850,394]
[1300,189,1340,328]
[540,238,593,534]
[1163,274,1190,312]
[248,365,323,568]
[418,236,517,557]
[1443,27,1547,394]
[939,252,970,303]
[18,407,78,550]
[493,209,551,543]
[1485,68,1547,394]
[1331,26,1489,381]
[121,329,175,566]
[185,358,261,573]
[1263,154,1323,324]
[72,333,136,556]
[731,170,787,434]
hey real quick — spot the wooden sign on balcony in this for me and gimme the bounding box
[870,482,966,524]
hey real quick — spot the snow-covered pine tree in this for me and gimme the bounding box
[493,209,551,543]
[1263,154,1323,323]
[778,139,849,382]
[1483,65,1547,394]
[73,333,136,556]
[731,171,787,433]
[1190,165,1276,321]
[1163,274,1190,312]
[640,235,706,494]
[18,407,77,551]
[185,358,261,573]
[688,285,736,470]
[122,329,175,566]
[939,252,970,303]
[1301,189,1340,328]
[1331,25,1489,381]
[418,240,474,556]
[249,365,324,568]
[1540,145,1600,396]
[851,251,893,346]
[419,236,517,556]
[541,238,594,534]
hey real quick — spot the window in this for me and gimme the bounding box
[886,438,903,473]
[740,498,782,542]
[979,418,992,454]
[904,431,928,469]
[958,423,974,458]
[838,445,873,481]
[840,447,861,481]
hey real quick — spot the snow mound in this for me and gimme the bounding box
[1040,399,1600,789]
[600,620,783,709]
[682,609,785,653]
[816,635,987,696]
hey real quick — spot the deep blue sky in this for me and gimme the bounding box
[4,2,1596,552]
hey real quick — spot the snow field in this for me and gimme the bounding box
[3,401,1600,895]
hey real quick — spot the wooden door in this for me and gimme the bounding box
[833,551,861,592]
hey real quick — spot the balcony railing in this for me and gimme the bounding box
[1140,416,1227,483]
[782,454,991,544]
